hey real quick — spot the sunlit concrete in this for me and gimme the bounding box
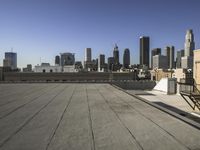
[0,83,200,150]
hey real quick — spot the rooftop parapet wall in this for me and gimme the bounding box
[2,72,137,82]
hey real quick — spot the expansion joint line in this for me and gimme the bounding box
[0,84,66,148]
[45,85,76,150]
[0,84,60,120]
[94,84,144,150]
[110,85,191,150]
[85,84,96,150]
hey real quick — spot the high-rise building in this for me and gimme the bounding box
[184,29,195,57]
[85,48,92,62]
[55,55,60,66]
[151,48,161,68]
[113,44,119,65]
[60,53,75,66]
[176,50,184,68]
[123,48,130,69]
[107,57,114,71]
[98,54,105,72]
[140,36,150,67]
[84,48,92,69]
[165,46,175,69]
[181,56,193,69]
[152,55,168,69]
[3,52,17,70]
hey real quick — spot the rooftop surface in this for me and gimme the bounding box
[0,83,200,150]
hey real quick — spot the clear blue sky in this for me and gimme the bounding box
[0,0,200,68]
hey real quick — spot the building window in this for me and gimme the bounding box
[50,69,53,73]
[43,69,46,73]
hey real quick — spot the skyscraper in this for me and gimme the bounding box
[176,50,184,68]
[152,55,168,69]
[151,48,161,68]
[123,48,130,68]
[60,53,75,66]
[165,46,175,69]
[3,52,17,70]
[140,36,150,67]
[113,44,119,65]
[98,54,105,72]
[84,48,92,69]
[107,57,114,71]
[55,55,60,66]
[85,48,92,62]
[184,29,195,57]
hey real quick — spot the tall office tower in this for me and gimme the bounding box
[98,54,105,72]
[165,46,175,69]
[140,36,150,67]
[60,53,75,66]
[85,48,92,62]
[113,44,119,65]
[84,48,92,69]
[107,57,114,71]
[123,48,130,68]
[3,52,17,70]
[176,50,184,68]
[184,29,195,57]
[55,55,60,66]
[151,48,161,69]
[152,55,168,69]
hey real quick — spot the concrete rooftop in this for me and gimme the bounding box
[0,83,200,150]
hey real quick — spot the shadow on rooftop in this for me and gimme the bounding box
[153,102,200,124]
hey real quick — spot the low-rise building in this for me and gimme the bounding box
[34,63,62,73]
[151,69,174,81]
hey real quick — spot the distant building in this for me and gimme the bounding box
[98,54,105,72]
[84,48,92,69]
[113,44,119,65]
[23,64,32,72]
[35,63,62,73]
[152,55,168,69]
[181,56,193,69]
[151,48,161,68]
[75,61,83,71]
[165,46,175,69]
[63,66,77,72]
[85,48,92,62]
[60,53,75,66]
[176,50,184,68]
[107,57,114,71]
[123,48,130,69]
[184,29,195,57]
[194,49,200,91]
[3,52,17,70]
[55,55,60,66]
[140,36,150,68]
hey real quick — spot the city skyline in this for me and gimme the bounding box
[1,0,200,68]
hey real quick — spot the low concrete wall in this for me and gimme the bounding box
[3,72,137,82]
[112,80,156,90]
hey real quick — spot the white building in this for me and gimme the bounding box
[184,29,195,57]
[63,65,78,72]
[35,64,62,73]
